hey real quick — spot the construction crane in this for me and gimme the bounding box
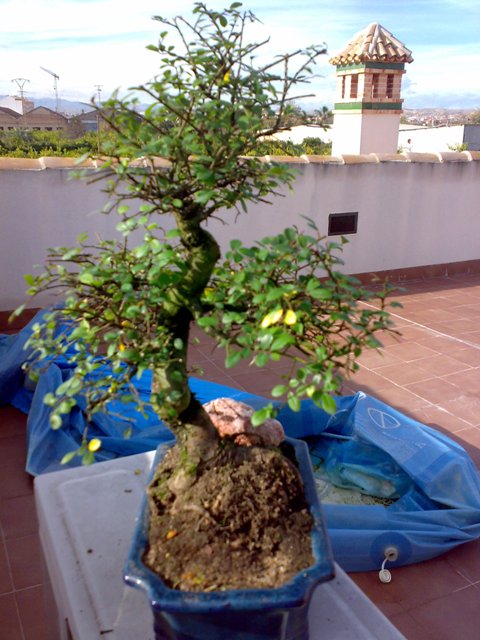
[40,66,60,113]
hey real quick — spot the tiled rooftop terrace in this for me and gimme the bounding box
[1,271,480,639]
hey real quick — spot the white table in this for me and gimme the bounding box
[35,452,405,640]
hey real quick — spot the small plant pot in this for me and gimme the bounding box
[124,437,335,640]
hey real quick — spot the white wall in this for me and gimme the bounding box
[331,113,400,155]
[1,154,479,310]
[209,154,480,275]
[398,125,466,153]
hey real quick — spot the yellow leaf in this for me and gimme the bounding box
[88,438,101,452]
[166,530,178,540]
[223,70,230,83]
[284,309,297,325]
[260,308,284,328]
[119,343,126,351]
[271,308,283,324]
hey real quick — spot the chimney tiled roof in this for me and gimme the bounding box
[330,23,413,65]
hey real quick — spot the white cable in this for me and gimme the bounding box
[379,557,392,583]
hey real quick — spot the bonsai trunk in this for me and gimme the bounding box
[151,215,222,491]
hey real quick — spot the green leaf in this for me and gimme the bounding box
[50,414,63,430]
[10,303,26,320]
[225,350,242,369]
[254,353,269,367]
[309,389,323,406]
[251,406,272,427]
[62,248,80,261]
[169,369,184,382]
[266,288,285,302]
[284,227,296,241]
[82,450,95,465]
[271,384,288,398]
[288,396,301,412]
[24,274,35,286]
[58,400,73,414]
[173,338,184,350]
[195,190,215,204]
[28,370,39,383]
[43,393,56,407]
[78,271,95,285]
[271,333,294,351]
[61,451,77,465]
[306,278,332,299]
[321,394,337,415]
[196,316,217,328]
[66,377,83,397]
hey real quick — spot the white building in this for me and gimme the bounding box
[329,23,413,155]
[398,124,480,153]
[0,95,34,115]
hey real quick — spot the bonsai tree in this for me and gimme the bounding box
[21,2,397,588]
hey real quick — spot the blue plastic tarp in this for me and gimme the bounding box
[1,312,480,572]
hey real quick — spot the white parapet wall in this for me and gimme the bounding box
[1,153,480,311]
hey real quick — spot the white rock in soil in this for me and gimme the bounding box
[203,397,285,447]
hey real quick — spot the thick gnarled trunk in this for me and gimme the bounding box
[151,215,222,491]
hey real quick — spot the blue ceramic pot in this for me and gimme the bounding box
[124,437,335,640]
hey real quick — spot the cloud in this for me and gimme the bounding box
[406,44,480,99]
[0,0,478,109]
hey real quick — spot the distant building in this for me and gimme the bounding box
[0,107,21,131]
[398,124,480,152]
[0,105,69,132]
[0,100,107,136]
[329,23,413,155]
[0,95,34,115]
[18,106,69,131]
[69,109,104,134]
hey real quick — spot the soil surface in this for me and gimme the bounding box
[144,442,314,592]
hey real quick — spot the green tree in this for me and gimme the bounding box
[468,108,480,124]
[21,2,396,489]
[252,137,331,157]
[447,142,468,152]
[0,129,99,157]
[313,105,333,127]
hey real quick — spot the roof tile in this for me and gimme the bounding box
[330,23,413,65]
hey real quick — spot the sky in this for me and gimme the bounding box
[1,0,479,110]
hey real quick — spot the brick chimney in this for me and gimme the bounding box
[330,23,413,155]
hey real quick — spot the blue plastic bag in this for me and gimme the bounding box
[2,311,480,572]
[306,393,480,570]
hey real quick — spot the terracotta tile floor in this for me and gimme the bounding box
[1,272,480,639]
